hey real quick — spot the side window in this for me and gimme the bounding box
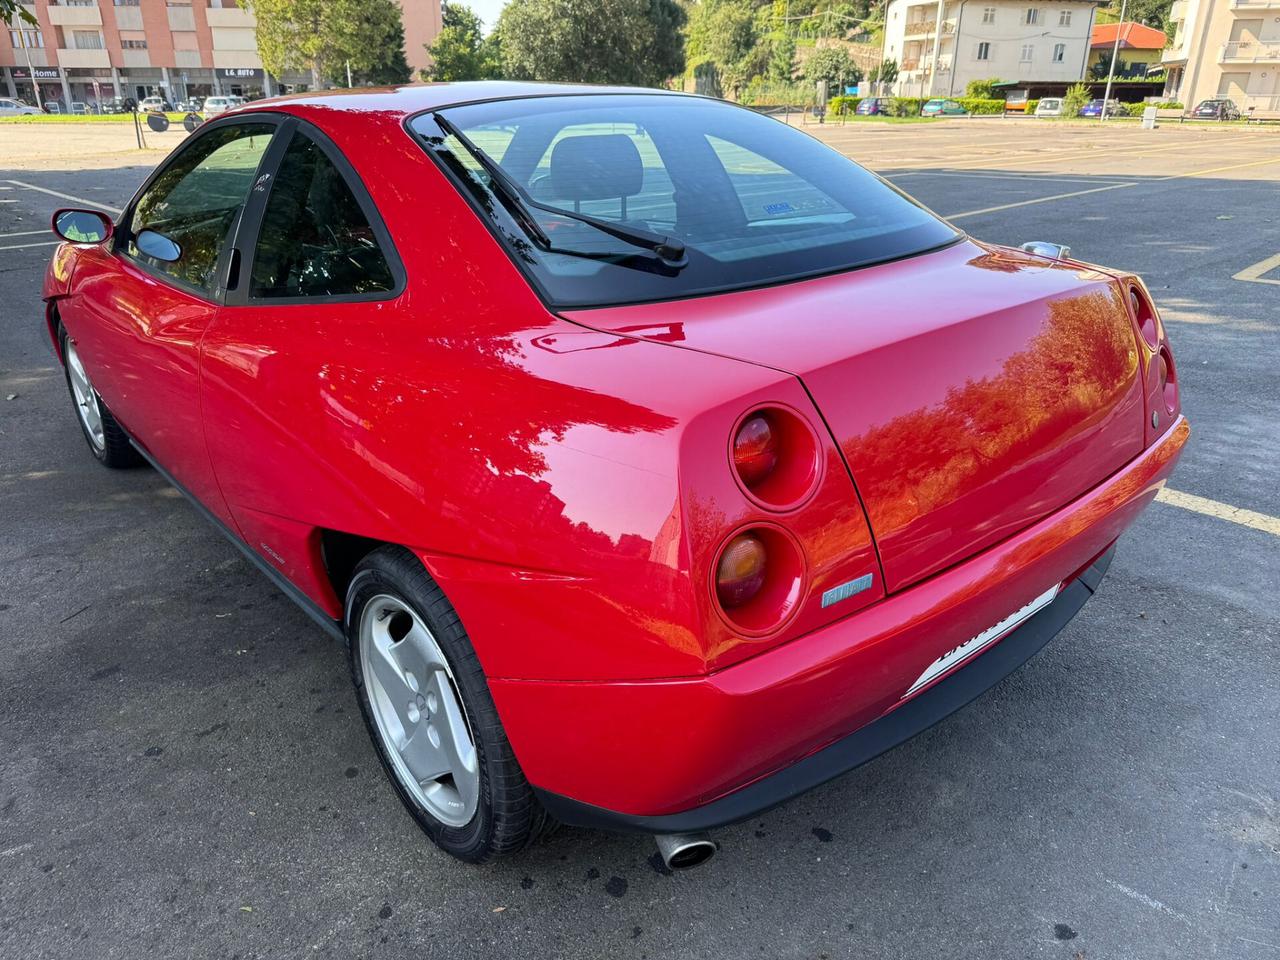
[249,131,395,299]
[129,122,274,293]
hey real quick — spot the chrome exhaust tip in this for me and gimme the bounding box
[654,832,718,870]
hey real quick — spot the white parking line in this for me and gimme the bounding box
[1,179,122,215]
[892,171,1132,184]
[1233,252,1280,286]
[0,240,60,252]
[945,181,1135,219]
[0,229,53,239]
[1156,488,1280,538]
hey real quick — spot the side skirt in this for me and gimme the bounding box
[129,439,345,643]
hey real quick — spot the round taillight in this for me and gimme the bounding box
[733,414,778,489]
[729,406,823,511]
[715,534,767,608]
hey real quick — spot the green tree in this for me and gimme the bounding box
[869,58,898,85]
[801,46,862,91]
[1096,0,1174,28]
[247,0,410,88]
[498,0,685,86]
[686,0,762,97]
[1,2,37,27]
[424,3,501,80]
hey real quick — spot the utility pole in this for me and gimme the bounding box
[17,24,42,110]
[1100,0,1128,122]
[346,60,353,88]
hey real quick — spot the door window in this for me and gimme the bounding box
[248,131,396,299]
[128,122,274,293]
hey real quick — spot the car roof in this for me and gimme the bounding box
[236,81,692,121]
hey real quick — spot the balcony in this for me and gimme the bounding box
[1169,0,1187,17]
[1221,40,1280,62]
[47,4,101,26]
[1232,0,1280,8]
[903,21,935,37]
[206,7,256,28]
[56,47,110,69]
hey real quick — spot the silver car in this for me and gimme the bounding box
[1034,97,1063,117]
[0,97,41,116]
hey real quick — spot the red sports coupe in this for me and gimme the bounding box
[43,83,1187,868]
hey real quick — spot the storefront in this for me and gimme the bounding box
[6,66,65,110]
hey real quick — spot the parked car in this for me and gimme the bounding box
[1034,97,1064,117]
[855,96,892,115]
[70,101,89,115]
[101,96,136,114]
[1190,98,1241,121]
[139,96,171,113]
[921,98,966,116]
[202,96,236,116]
[178,96,205,113]
[1080,98,1124,118]
[44,83,1187,869]
[0,97,41,116]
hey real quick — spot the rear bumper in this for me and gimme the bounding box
[491,416,1189,831]
[537,546,1111,835]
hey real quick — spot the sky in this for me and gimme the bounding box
[466,0,509,31]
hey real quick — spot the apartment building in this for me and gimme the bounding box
[1162,0,1280,116]
[882,0,1100,97]
[2,0,440,110]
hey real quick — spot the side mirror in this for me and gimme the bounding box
[52,208,114,244]
[135,228,182,263]
[1020,241,1071,260]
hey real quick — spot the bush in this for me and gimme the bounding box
[828,95,863,115]
[1157,100,1183,109]
[1062,82,1091,117]
[955,97,1005,114]
[965,78,1002,99]
[890,96,926,116]
[1025,98,1039,115]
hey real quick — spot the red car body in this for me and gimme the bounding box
[43,83,1187,834]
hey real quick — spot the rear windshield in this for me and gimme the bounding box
[410,94,959,307]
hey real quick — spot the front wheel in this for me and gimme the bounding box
[60,330,142,469]
[345,546,551,862]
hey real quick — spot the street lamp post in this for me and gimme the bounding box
[1100,0,1128,122]
[17,25,42,111]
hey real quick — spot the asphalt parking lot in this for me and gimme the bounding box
[2,117,1278,960]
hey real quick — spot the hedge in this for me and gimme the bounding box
[1025,98,1039,115]
[827,95,1006,116]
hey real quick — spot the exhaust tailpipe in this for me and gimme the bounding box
[654,832,718,870]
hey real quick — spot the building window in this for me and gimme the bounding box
[9,29,45,48]
[982,6,996,22]
[73,30,105,49]
[1020,43,1034,61]
[1059,9,1072,25]
[976,42,991,60]
[114,0,143,6]
[1053,42,1066,61]
[121,39,149,49]
[63,0,96,6]
[1025,8,1041,24]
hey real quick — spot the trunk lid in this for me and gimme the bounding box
[561,241,1145,593]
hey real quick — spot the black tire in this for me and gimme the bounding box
[59,326,143,469]
[344,545,552,863]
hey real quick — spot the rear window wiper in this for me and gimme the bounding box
[432,113,687,269]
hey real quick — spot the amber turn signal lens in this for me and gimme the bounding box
[733,414,778,488]
[715,534,767,609]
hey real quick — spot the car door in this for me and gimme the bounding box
[59,116,286,529]
[200,120,404,592]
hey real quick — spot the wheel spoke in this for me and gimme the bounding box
[367,637,417,741]
[399,722,452,784]
[426,669,477,800]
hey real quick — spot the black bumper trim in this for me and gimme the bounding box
[534,546,1113,835]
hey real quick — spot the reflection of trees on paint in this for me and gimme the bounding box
[852,287,1139,536]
